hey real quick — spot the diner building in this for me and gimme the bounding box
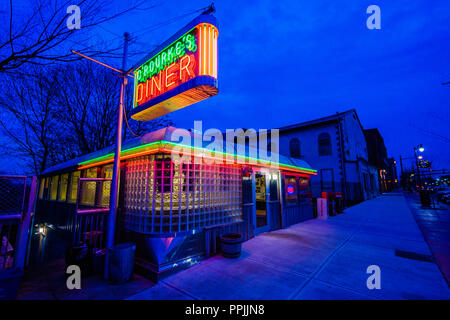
[35,127,316,280]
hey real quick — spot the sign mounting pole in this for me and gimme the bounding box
[104,32,130,279]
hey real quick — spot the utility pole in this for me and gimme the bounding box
[399,155,404,175]
[104,32,130,279]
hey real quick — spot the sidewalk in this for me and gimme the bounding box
[17,193,450,300]
[128,193,449,300]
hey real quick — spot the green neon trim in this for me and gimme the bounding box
[78,140,317,174]
[121,141,162,154]
[78,141,162,165]
[78,152,114,165]
[161,141,317,173]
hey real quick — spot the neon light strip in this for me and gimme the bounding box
[198,25,202,75]
[78,149,160,170]
[203,24,207,76]
[83,140,318,173]
[206,25,209,76]
[213,28,217,78]
[208,25,212,76]
[78,141,162,166]
[78,140,317,174]
[280,172,311,178]
[211,27,214,77]
[215,29,218,78]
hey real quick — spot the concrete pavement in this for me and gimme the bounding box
[128,193,450,300]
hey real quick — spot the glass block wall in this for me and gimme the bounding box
[123,154,243,234]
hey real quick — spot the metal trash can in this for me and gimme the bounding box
[108,243,135,284]
[220,233,243,258]
[0,267,23,300]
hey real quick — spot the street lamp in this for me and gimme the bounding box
[414,144,425,189]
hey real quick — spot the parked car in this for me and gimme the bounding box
[441,193,450,204]
[436,187,450,201]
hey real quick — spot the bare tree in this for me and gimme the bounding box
[0,0,147,73]
[0,67,62,174]
[122,81,175,141]
[0,61,174,175]
[54,60,118,154]
[55,61,174,154]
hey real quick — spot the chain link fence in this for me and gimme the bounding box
[0,176,28,271]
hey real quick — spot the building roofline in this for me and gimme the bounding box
[363,128,385,142]
[41,127,317,177]
[277,109,363,132]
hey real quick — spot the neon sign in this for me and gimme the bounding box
[287,185,295,195]
[131,15,219,121]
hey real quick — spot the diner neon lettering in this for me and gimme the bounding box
[136,33,197,83]
[136,53,196,105]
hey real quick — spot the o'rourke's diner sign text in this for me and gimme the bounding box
[131,15,219,121]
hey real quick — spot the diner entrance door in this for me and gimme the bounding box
[254,171,270,234]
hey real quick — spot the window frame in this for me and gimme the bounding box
[49,175,60,201]
[318,132,332,156]
[58,173,69,202]
[289,138,301,159]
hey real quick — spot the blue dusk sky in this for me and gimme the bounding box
[1,0,450,173]
[116,0,450,171]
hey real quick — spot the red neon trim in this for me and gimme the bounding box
[281,171,313,178]
[203,24,207,76]
[78,148,160,170]
[213,29,217,78]
[209,25,213,76]
[205,25,209,76]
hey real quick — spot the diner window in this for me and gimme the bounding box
[68,171,81,203]
[80,167,98,205]
[284,175,298,204]
[58,173,69,201]
[49,175,59,200]
[38,178,45,199]
[289,138,301,159]
[101,165,113,206]
[318,133,332,156]
[298,176,312,204]
[43,178,49,199]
